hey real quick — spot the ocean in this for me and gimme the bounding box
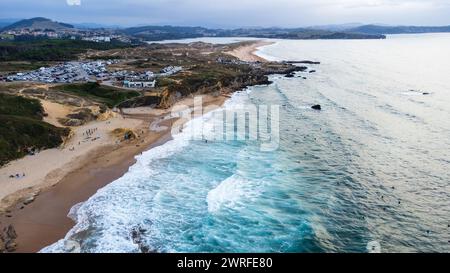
[43,34,450,253]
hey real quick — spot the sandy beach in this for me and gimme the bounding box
[0,41,269,253]
[226,40,274,62]
[0,93,228,253]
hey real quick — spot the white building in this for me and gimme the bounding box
[82,36,112,43]
[124,80,156,89]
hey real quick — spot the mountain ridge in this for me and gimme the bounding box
[347,24,450,35]
[3,17,450,40]
[121,25,386,40]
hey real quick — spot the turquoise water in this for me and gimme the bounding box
[44,34,450,253]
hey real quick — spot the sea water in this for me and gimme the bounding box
[43,34,450,253]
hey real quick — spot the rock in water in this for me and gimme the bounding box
[285,73,295,78]
[311,105,322,111]
[131,226,154,253]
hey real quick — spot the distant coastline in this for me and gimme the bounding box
[226,40,274,62]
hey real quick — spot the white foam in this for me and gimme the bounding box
[207,175,259,214]
[254,42,281,62]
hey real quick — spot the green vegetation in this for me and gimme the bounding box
[158,63,254,96]
[0,34,14,40]
[51,82,141,107]
[86,55,123,61]
[0,61,55,73]
[0,94,70,166]
[0,94,44,118]
[0,39,132,62]
[121,25,386,41]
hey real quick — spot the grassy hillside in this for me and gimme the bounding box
[51,82,141,108]
[0,61,56,73]
[0,39,132,62]
[0,93,44,118]
[0,94,70,166]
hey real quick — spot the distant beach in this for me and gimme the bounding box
[226,40,274,62]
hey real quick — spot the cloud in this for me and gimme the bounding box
[0,0,449,27]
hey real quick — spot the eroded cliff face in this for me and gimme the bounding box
[155,64,304,109]
[158,87,176,109]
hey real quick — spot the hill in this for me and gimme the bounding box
[1,17,74,32]
[0,94,70,166]
[349,24,450,35]
[122,25,216,40]
[122,26,386,41]
[307,23,364,32]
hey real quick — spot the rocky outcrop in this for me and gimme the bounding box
[0,225,18,253]
[263,65,308,75]
[130,62,311,110]
[111,128,137,141]
[311,104,322,110]
[285,60,321,65]
[131,226,154,253]
[58,107,115,127]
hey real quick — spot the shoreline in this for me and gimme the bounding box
[226,40,274,62]
[0,41,270,253]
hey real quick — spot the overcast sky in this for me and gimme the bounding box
[1,0,450,27]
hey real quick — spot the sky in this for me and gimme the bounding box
[1,0,450,28]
